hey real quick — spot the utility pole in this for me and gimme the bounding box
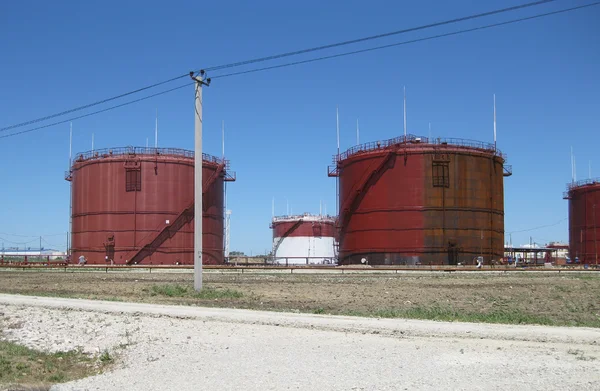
[594,204,598,265]
[190,70,211,291]
[225,210,231,261]
[39,236,42,262]
[69,122,73,260]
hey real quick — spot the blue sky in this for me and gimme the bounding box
[1,0,599,254]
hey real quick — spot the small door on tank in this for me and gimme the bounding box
[447,240,459,265]
[104,234,115,263]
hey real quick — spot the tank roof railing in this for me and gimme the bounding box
[271,214,337,223]
[565,177,600,191]
[332,134,505,163]
[71,146,225,167]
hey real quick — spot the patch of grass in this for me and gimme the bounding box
[193,287,243,299]
[574,274,600,281]
[339,306,560,327]
[149,284,188,297]
[146,284,243,299]
[0,339,112,387]
[312,308,325,314]
[99,350,113,363]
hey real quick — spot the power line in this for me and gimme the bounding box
[0,74,188,134]
[0,0,559,133]
[0,232,39,238]
[211,2,600,79]
[2,2,597,139]
[0,83,192,140]
[0,232,65,238]
[0,237,39,245]
[507,218,568,234]
[204,0,559,72]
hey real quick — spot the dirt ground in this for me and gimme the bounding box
[0,270,599,327]
[3,295,600,391]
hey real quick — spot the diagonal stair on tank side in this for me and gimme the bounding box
[338,149,397,233]
[126,162,227,265]
[271,219,304,258]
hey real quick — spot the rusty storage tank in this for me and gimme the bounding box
[328,134,512,265]
[563,179,600,265]
[270,213,337,265]
[65,146,235,265]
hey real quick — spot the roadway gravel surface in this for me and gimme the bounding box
[1,294,599,391]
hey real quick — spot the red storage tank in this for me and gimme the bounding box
[328,135,511,265]
[66,147,235,265]
[564,179,600,265]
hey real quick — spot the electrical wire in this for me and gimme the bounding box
[0,237,39,245]
[0,74,189,133]
[507,218,567,234]
[41,237,67,249]
[1,2,597,139]
[204,0,559,72]
[0,82,192,140]
[0,232,38,238]
[0,0,560,133]
[211,2,600,79]
[0,232,66,238]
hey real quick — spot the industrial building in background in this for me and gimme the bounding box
[66,146,235,265]
[328,134,512,265]
[564,179,600,265]
[270,214,337,265]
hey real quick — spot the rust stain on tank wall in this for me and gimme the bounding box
[330,135,509,265]
[565,180,600,264]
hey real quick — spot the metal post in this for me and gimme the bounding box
[190,71,211,291]
[594,204,598,265]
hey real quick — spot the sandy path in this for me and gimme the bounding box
[1,294,599,391]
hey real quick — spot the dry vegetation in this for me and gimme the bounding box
[0,338,113,391]
[1,270,599,327]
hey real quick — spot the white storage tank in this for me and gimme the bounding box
[271,214,337,265]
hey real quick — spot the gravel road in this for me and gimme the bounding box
[1,294,599,391]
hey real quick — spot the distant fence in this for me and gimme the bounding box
[0,254,67,265]
[1,263,598,273]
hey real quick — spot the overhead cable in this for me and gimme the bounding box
[0,0,559,133]
[211,2,600,79]
[204,0,559,72]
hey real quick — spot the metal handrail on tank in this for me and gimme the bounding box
[566,177,600,191]
[271,214,337,224]
[335,134,424,161]
[71,146,224,167]
[332,135,505,163]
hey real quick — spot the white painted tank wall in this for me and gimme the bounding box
[273,236,336,265]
